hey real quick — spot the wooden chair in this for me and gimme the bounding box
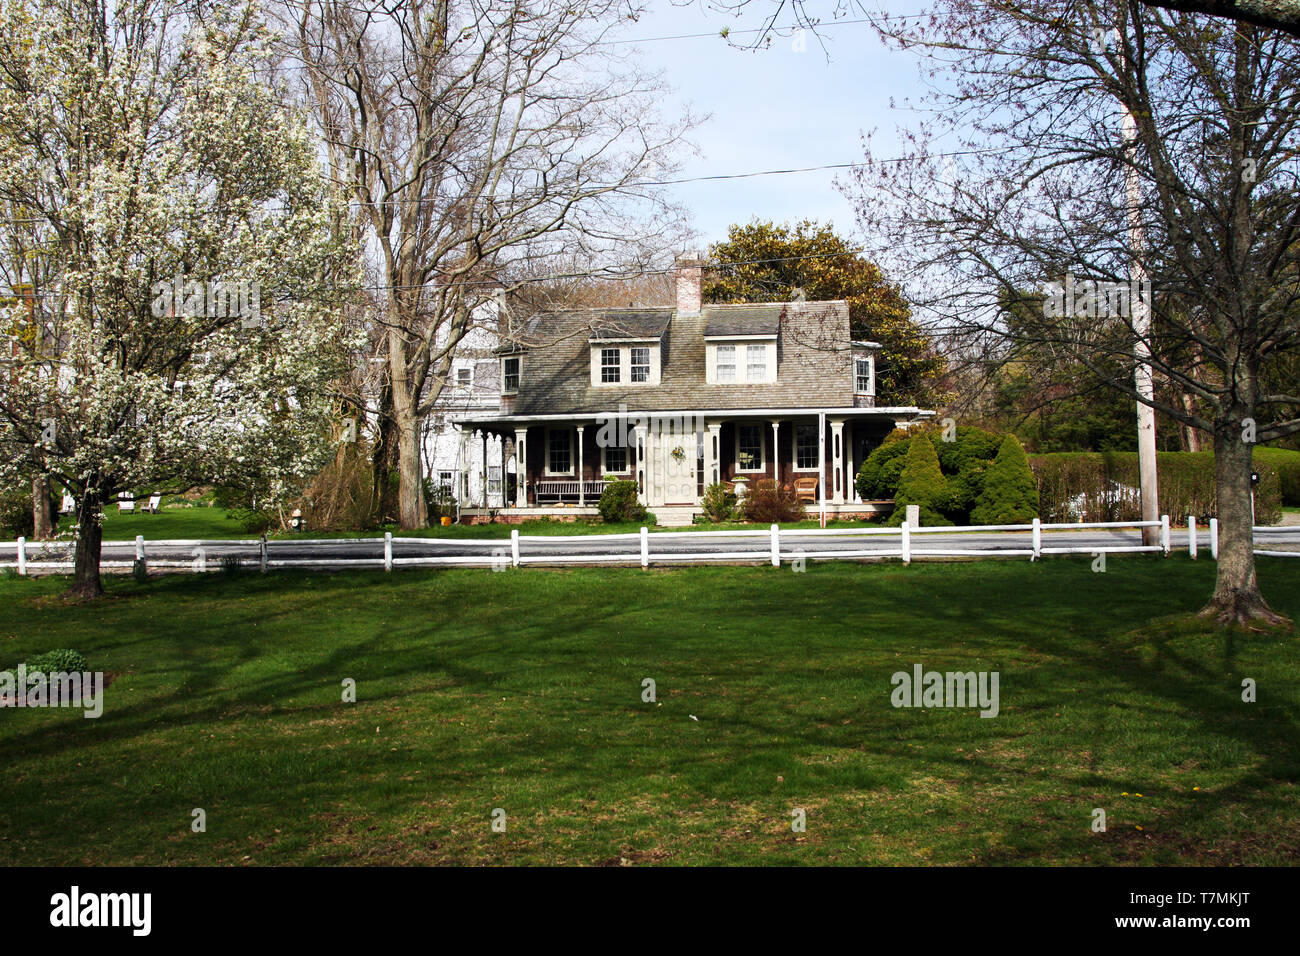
[142,494,162,513]
[792,476,819,502]
[117,492,135,514]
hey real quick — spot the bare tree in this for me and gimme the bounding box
[839,1,1300,625]
[284,0,695,529]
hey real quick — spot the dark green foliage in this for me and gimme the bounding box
[598,479,648,524]
[888,437,948,526]
[21,648,89,674]
[1030,451,1282,524]
[1255,448,1300,506]
[859,424,1004,525]
[700,482,740,522]
[971,435,1040,525]
[741,479,806,524]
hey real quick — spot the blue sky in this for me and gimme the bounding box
[624,0,932,249]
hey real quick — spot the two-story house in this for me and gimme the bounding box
[452,257,934,524]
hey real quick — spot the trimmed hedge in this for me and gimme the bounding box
[1255,448,1300,506]
[1030,451,1282,525]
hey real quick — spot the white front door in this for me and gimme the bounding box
[651,431,697,506]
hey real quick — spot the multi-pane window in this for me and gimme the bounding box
[457,367,471,386]
[503,356,520,392]
[630,347,650,383]
[737,424,763,471]
[548,429,571,473]
[601,348,621,383]
[796,423,819,469]
[717,345,737,382]
[487,465,502,497]
[747,344,768,381]
[604,446,628,473]
[855,357,872,394]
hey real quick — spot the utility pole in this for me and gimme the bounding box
[1120,42,1160,546]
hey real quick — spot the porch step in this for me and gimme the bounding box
[652,507,697,527]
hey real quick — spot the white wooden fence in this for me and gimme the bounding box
[3,516,1298,575]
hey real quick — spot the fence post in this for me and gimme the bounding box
[259,534,268,574]
[640,526,649,569]
[134,534,146,577]
[384,531,393,572]
[1031,518,1041,562]
[16,536,25,576]
[1210,517,1219,559]
[770,523,780,567]
[901,521,911,565]
[1187,516,1197,560]
[510,528,520,568]
[1160,515,1170,556]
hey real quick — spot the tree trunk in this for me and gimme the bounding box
[68,491,104,601]
[1200,425,1286,627]
[32,474,54,539]
[395,410,426,529]
[370,381,400,523]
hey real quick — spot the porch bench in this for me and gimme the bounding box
[531,479,612,504]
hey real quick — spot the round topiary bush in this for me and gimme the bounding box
[598,479,648,524]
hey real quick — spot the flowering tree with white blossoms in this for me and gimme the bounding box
[0,0,358,598]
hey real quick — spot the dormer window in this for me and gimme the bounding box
[630,347,650,383]
[716,345,736,382]
[600,348,621,383]
[706,338,775,383]
[855,356,874,395]
[502,356,520,393]
[590,341,661,386]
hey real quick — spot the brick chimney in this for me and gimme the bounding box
[675,254,702,314]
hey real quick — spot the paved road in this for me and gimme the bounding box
[4,526,1298,570]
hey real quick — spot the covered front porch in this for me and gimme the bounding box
[453,407,931,522]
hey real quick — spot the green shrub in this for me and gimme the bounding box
[22,648,89,674]
[1255,448,1300,506]
[598,479,648,524]
[0,482,35,538]
[741,479,806,524]
[1029,451,1282,525]
[227,507,274,534]
[888,437,949,526]
[858,425,1003,523]
[971,435,1040,524]
[856,438,913,500]
[700,482,740,522]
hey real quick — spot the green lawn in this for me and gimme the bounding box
[2,557,1298,866]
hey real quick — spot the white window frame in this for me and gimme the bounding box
[855,355,875,395]
[456,366,472,387]
[794,423,820,472]
[600,347,621,383]
[716,345,737,383]
[630,346,650,383]
[601,443,630,475]
[545,427,574,476]
[735,423,765,473]
[746,343,769,382]
[502,356,521,394]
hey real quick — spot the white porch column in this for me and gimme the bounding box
[830,419,845,505]
[771,420,781,485]
[634,424,649,505]
[705,422,721,487]
[514,429,527,507]
[480,431,488,507]
[577,426,586,506]
[458,429,470,504]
